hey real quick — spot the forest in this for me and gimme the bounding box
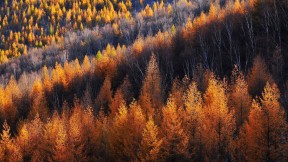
[0,0,287,161]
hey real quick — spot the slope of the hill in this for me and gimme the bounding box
[0,0,199,80]
[0,0,180,63]
[0,0,287,161]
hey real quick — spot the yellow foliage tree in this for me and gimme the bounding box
[229,66,252,130]
[139,54,162,119]
[109,88,125,119]
[161,94,189,161]
[139,116,162,161]
[242,83,288,161]
[30,78,49,120]
[202,75,235,161]
[68,105,87,161]
[53,120,74,161]
[0,120,22,161]
[182,82,204,161]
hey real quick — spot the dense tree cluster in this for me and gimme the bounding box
[0,54,287,161]
[0,0,200,80]
[0,0,287,161]
[0,0,180,63]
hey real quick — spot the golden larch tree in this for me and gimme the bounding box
[93,110,109,161]
[229,66,252,130]
[243,83,288,161]
[42,66,52,93]
[68,105,87,161]
[0,120,22,161]
[202,74,235,161]
[247,55,273,97]
[82,55,91,74]
[171,76,190,109]
[53,119,74,161]
[108,103,128,160]
[139,116,163,161]
[109,88,125,119]
[95,76,112,113]
[27,114,45,161]
[182,82,204,161]
[16,123,30,160]
[109,101,145,161]
[30,78,49,121]
[139,54,162,119]
[161,94,189,161]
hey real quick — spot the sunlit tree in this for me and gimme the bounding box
[243,83,288,161]
[161,94,189,161]
[202,75,235,161]
[183,82,204,161]
[139,116,162,161]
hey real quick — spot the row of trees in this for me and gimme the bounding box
[0,0,286,129]
[0,0,210,63]
[0,1,287,160]
[0,0,199,80]
[0,54,287,161]
[2,0,287,85]
[0,0,152,63]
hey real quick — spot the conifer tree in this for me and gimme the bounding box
[229,66,252,130]
[0,120,22,161]
[171,76,189,109]
[140,54,162,119]
[109,88,125,119]
[30,78,49,121]
[183,82,204,161]
[247,56,273,97]
[108,103,129,160]
[53,119,73,161]
[95,77,112,113]
[139,116,163,161]
[243,83,288,161]
[69,105,87,161]
[109,101,145,161]
[161,94,189,161]
[202,75,235,161]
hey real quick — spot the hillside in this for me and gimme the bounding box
[0,0,287,161]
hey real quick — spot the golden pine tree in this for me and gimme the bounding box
[30,78,49,121]
[139,54,162,119]
[171,76,190,109]
[0,120,22,161]
[202,75,235,161]
[243,83,288,161]
[109,101,145,161]
[247,56,273,97]
[82,55,91,74]
[16,123,30,160]
[53,119,74,161]
[161,94,189,161]
[109,88,125,119]
[68,105,87,161]
[183,82,204,160]
[139,116,163,161]
[229,66,252,130]
[43,66,52,93]
[95,77,112,113]
[108,103,129,160]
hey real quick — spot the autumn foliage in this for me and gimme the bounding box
[0,52,286,161]
[0,0,287,161]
